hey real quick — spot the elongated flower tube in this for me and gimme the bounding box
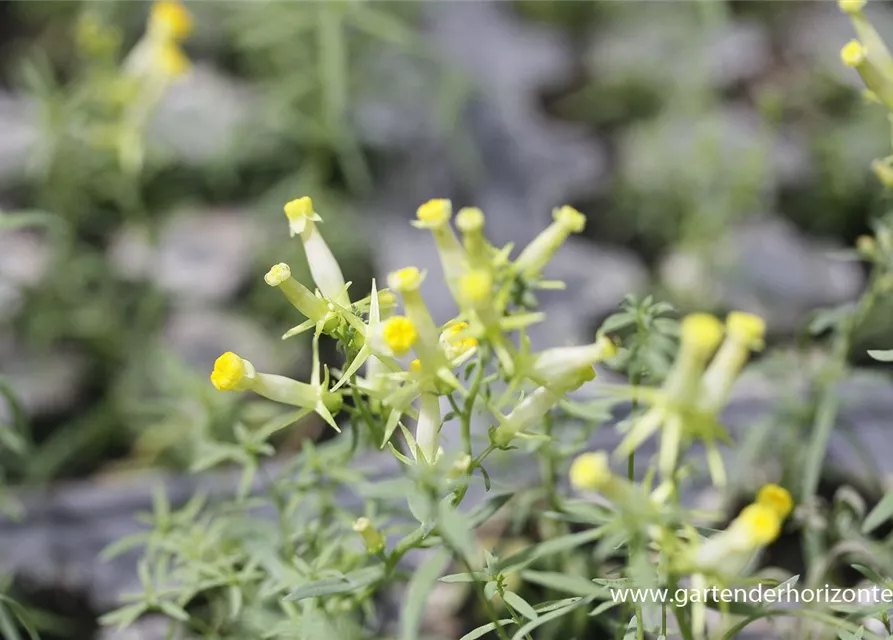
[841,40,893,110]
[284,197,349,307]
[699,312,765,413]
[514,206,586,278]
[840,0,893,75]
[414,392,442,463]
[492,386,561,447]
[456,207,489,267]
[569,451,635,503]
[149,0,193,42]
[264,263,329,323]
[210,352,342,429]
[529,334,617,390]
[387,268,442,363]
[412,199,465,298]
[692,503,784,576]
[664,313,724,401]
[353,518,386,554]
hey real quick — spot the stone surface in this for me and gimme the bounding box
[162,308,285,375]
[659,218,864,333]
[148,64,257,167]
[109,209,260,304]
[0,227,52,321]
[0,338,89,420]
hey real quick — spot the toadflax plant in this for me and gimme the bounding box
[102,193,850,640]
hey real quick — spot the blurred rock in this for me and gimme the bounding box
[0,227,52,320]
[0,338,89,420]
[149,64,257,167]
[98,616,169,640]
[163,308,285,375]
[0,94,38,189]
[659,219,863,333]
[110,208,260,304]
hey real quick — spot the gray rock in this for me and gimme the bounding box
[0,338,89,419]
[659,218,864,333]
[110,209,260,304]
[0,94,39,189]
[162,308,285,375]
[0,227,52,320]
[98,616,171,640]
[148,64,257,167]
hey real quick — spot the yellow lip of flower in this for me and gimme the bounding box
[841,40,867,67]
[409,358,422,372]
[211,351,249,391]
[726,311,766,349]
[681,313,724,356]
[264,263,291,287]
[839,0,867,14]
[459,270,492,305]
[157,41,190,77]
[736,504,782,546]
[414,199,452,229]
[150,0,193,41]
[553,205,587,233]
[382,316,418,355]
[456,207,485,233]
[283,196,323,236]
[387,267,424,293]
[756,484,794,519]
[595,333,618,359]
[569,451,612,491]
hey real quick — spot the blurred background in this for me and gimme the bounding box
[1,1,892,638]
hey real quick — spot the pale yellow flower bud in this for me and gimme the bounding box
[414,199,452,229]
[839,0,867,14]
[756,484,794,519]
[842,39,867,67]
[353,517,386,554]
[149,0,193,41]
[569,452,612,491]
[388,267,424,293]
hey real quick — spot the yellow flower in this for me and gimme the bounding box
[264,262,291,287]
[410,359,422,372]
[569,452,612,491]
[414,198,452,229]
[736,504,782,546]
[382,316,418,355]
[514,205,587,277]
[839,0,867,14]
[725,311,766,350]
[157,41,190,77]
[150,0,193,41]
[440,322,478,360]
[680,313,724,357]
[455,207,485,233]
[264,263,330,324]
[283,196,322,237]
[842,39,867,67]
[387,267,424,293]
[459,270,492,305]
[353,517,386,554]
[756,484,794,519]
[210,352,251,391]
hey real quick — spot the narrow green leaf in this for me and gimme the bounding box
[502,591,538,620]
[863,491,893,535]
[510,597,595,640]
[401,550,451,640]
[868,350,893,362]
[466,493,513,528]
[437,501,478,563]
[283,566,384,601]
[459,619,513,640]
[521,570,604,597]
[496,527,605,575]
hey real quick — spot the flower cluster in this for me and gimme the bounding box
[211,196,616,465]
[838,0,893,186]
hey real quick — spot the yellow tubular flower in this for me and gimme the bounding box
[735,504,782,546]
[210,352,342,424]
[514,206,587,278]
[413,199,465,298]
[839,0,867,13]
[264,263,329,323]
[569,452,612,491]
[693,503,782,575]
[456,207,488,265]
[459,270,493,307]
[381,316,418,356]
[156,41,190,77]
[210,352,254,391]
[283,198,349,306]
[663,313,724,402]
[353,518,386,554]
[440,322,479,360]
[149,0,193,41]
[387,268,441,361]
[492,387,561,447]
[757,484,794,519]
[530,333,617,390]
[699,311,765,412]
